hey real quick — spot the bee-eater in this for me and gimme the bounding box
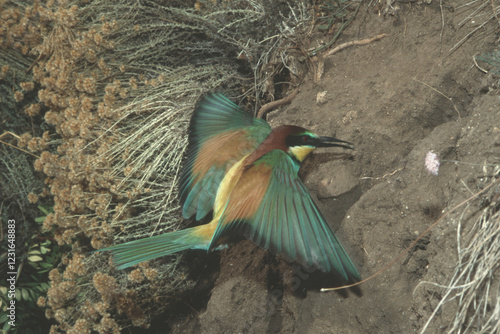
[101,93,361,282]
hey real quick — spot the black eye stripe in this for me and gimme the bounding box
[286,134,314,147]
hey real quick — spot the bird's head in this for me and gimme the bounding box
[283,125,354,162]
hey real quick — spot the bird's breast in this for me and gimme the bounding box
[213,154,250,216]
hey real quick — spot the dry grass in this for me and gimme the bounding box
[417,164,500,334]
[450,0,500,53]
[1,0,315,331]
[413,3,500,332]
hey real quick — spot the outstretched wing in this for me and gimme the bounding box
[180,93,271,220]
[213,149,361,282]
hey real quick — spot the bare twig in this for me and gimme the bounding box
[473,55,489,73]
[359,166,404,181]
[0,131,40,158]
[450,13,495,54]
[310,33,389,81]
[257,88,299,119]
[324,33,389,57]
[413,78,462,118]
[439,0,445,46]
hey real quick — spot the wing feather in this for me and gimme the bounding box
[216,149,361,282]
[180,93,271,220]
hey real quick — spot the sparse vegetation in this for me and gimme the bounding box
[1,0,319,331]
[1,0,498,333]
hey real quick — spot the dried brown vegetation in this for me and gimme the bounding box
[1,0,313,331]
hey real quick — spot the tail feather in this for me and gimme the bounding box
[99,227,209,269]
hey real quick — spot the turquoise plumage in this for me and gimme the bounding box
[100,93,361,282]
[180,93,271,220]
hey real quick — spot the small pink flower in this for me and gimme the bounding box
[425,151,440,176]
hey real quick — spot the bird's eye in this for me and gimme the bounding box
[302,136,309,144]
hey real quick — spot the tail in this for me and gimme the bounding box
[99,225,211,269]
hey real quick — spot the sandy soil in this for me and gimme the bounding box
[165,3,499,333]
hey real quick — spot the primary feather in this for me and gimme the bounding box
[100,93,361,282]
[212,150,361,282]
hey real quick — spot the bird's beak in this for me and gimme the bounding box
[316,136,354,150]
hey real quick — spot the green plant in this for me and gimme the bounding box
[0,205,59,334]
[316,0,352,32]
[475,49,500,78]
[309,0,361,56]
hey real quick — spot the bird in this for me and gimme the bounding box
[100,93,361,282]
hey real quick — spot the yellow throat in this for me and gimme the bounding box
[289,145,315,162]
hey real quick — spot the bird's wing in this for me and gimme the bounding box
[180,93,271,220]
[213,149,361,282]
